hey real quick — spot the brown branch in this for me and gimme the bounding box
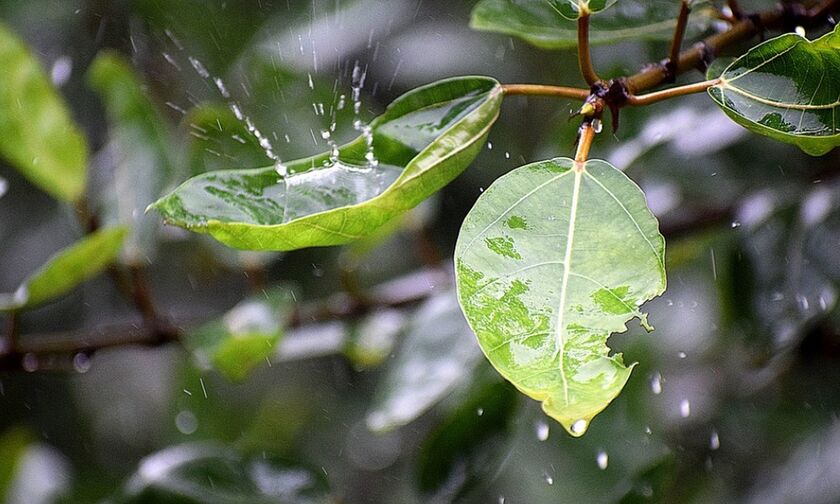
[666,0,692,82]
[501,84,590,100]
[577,14,601,86]
[574,121,597,163]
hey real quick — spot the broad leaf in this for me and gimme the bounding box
[187,287,295,382]
[116,443,331,504]
[150,76,503,251]
[0,226,128,311]
[88,51,177,264]
[471,0,712,49]
[708,24,840,156]
[455,157,666,436]
[366,290,482,432]
[0,22,87,201]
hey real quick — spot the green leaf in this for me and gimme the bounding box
[471,0,712,49]
[187,287,295,382]
[0,427,32,501]
[116,443,331,504]
[0,226,128,311]
[150,76,503,251]
[88,51,177,263]
[708,24,840,156]
[454,158,666,436]
[366,290,482,432]
[0,22,87,201]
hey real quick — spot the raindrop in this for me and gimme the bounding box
[570,419,587,435]
[188,56,209,78]
[275,162,288,178]
[505,151,511,159]
[596,450,608,470]
[487,141,493,150]
[22,353,38,372]
[213,77,230,98]
[677,351,687,359]
[592,119,603,133]
[544,473,554,485]
[650,372,662,394]
[795,25,806,36]
[175,410,198,435]
[72,353,91,374]
[535,420,550,441]
[730,220,741,228]
[476,408,484,416]
[645,426,652,435]
[499,497,505,504]
[50,56,73,87]
[680,399,691,418]
[710,430,720,450]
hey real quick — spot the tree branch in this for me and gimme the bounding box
[626,79,720,106]
[501,84,590,100]
[577,14,601,86]
[666,0,692,82]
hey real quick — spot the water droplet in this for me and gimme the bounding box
[680,399,691,418]
[710,430,720,450]
[678,351,687,359]
[570,419,587,435]
[476,408,484,416]
[645,425,652,435]
[498,497,505,504]
[22,353,38,372]
[73,353,91,373]
[650,372,662,394]
[50,56,73,87]
[275,162,288,178]
[214,77,230,98]
[730,220,741,228]
[592,119,603,133]
[188,56,209,78]
[795,25,806,36]
[487,141,493,150]
[544,473,554,485]
[175,410,198,435]
[596,450,608,470]
[535,420,549,441]
[505,151,510,159]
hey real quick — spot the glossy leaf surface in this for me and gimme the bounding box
[0,22,87,201]
[188,288,294,381]
[116,443,330,504]
[0,227,127,311]
[471,0,712,49]
[366,290,482,432]
[150,76,503,251]
[708,25,840,156]
[88,51,177,264]
[455,158,666,436]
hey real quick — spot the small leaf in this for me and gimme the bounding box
[708,24,840,156]
[366,290,483,432]
[455,158,666,436]
[116,443,331,504]
[0,227,128,311]
[88,51,177,264]
[471,0,713,49]
[0,22,87,201]
[187,287,295,381]
[150,76,503,251]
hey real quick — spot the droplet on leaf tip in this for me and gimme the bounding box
[570,419,587,435]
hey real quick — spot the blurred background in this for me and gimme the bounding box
[1,0,840,502]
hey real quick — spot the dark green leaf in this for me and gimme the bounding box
[366,290,482,432]
[88,51,177,263]
[116,443,331,504]
[455,158,666,436]
[471,0,713,49]
[150,76,503,251]
[708,24,840,156]
[187,287,295,382]
[0,226,128,311]
[0,22,87,201]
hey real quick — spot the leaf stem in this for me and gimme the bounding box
[626,79,721,106]
[577,14,601,86]
[574,121,596,164]
[501,84,590,100]
[666,0,692,82]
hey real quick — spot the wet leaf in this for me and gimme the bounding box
[366,290,482,432]
[150,76,503,251]
[471,0,712,49]
[88,51,177,264]
[0,22,87,202]
[0,226,128,311]
[115,443,331,504]
[455,158,666,436]
[708,24,840,156]
[415,374,517,500]
[187,287,295,382]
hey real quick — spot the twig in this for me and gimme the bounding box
[666,0,692,82]
[626,79,720,106]
[577,14,601,86]
[574,121,597,164]
[501,84,590,100]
